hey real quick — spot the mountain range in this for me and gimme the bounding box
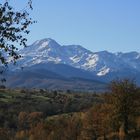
[5,38,140,91]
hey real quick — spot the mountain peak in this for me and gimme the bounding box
[18,38,140,82]
[33,38,60,46]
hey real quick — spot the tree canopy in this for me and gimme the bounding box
[107,79,139,135]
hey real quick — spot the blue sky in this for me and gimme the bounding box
[11,0,140,52]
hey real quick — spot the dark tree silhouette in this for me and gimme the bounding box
[0,0,34,65]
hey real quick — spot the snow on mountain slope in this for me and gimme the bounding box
[18,38,95,70]
[116,52,140,70]
[15,38,140,78]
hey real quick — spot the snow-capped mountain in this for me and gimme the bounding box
[6,38,140,89]
[16,38,140,77]
[18,38,93,70]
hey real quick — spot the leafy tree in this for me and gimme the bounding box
[0,0,34,65]
[81,104,110,139]
[107,79,139,135]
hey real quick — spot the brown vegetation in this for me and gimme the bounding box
[0,79,140,139]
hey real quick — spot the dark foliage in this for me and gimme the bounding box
[0,0,34,65]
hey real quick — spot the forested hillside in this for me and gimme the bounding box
[0,79,140,140]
